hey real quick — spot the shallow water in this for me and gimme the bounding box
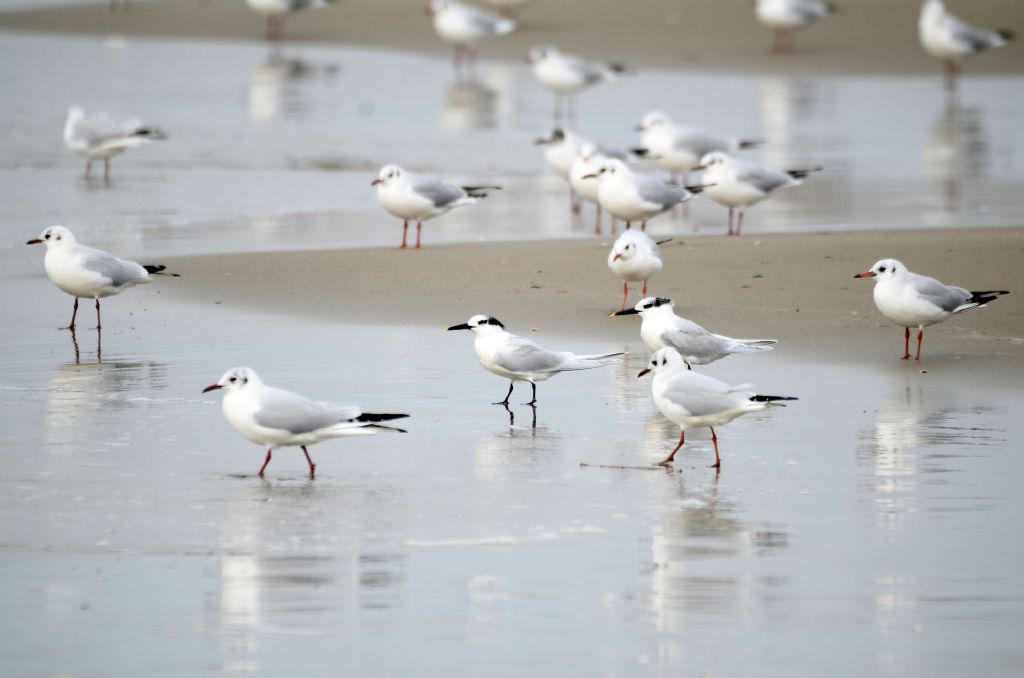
[1,32,1023,256]
[1,259,1023,676]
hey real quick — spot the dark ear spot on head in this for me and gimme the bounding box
[487,317,505,328]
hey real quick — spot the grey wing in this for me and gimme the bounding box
[496,337,569,374]
[564,54,607,84]
[467,7,504,35]
[676,130,730,157]
[73,112,139,147]
[661,322,727,361]
[950,18,1002,52]
[78,249,147,287]
[255,388,361,434]
[736,165,793,193]
[910,274,970,313]
[411,177,466,208]
[636,175,686,209]
[663,374,749,417]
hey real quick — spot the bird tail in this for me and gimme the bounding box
[954,290,1009,313]
[722,338,776,354]
[607,62,628,74]
[997,29,1015,43]
[132,127,167,141]
[463,185,502,198]
[738,139,763,150]
[735,338,778,348]
[786,166,823,179]
[578,351,625,361]
[144,265,180,277]
[750,395,797,404]
[684,184,715,195]
[356,413,409,434]
[630,147,651,158]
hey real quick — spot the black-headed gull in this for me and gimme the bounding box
[202,367,408,479]
[919,0,1014,91]
[639,347,795,468]
[446,315,623,406]
[854,258,1008,361]
[614,297,777,364]
[587,158,704,230]
[570,143,613,233]
[26,226,176,331]
[754,0,836,54]
[527,45,625,119]
[373,164,500,249]
[245,0,335,41]
[429,0,516,75]
[64,106,166,181]
[633,111,758,183]
[696,151,820,235]
[607,231,665,311]
[536,127,591,216]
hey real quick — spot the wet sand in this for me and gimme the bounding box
[163,226,1024,381]
[2,0,1023,76]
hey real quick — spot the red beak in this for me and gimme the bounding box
[853,271,876,279]
[371,178,383,186]
[637,368,652,378]
[612,253,622,261]
[581,173,598,180]
[634,124,645,132]
[26,239,42,245]
[691,164,707,171]
[202,384,222,393]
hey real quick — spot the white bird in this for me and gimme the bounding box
[854,258,1008,361]
[696,151,819,235]
[202,367,408,479]
[245,0,335,41]
[570,143,612,233]
[26,226,176,331]
[372,164,500,249]
[639,347,796,468]
[446,314,623,405]
[919,0,1014,91]
[607,231,664,311]
[527,45,625,119]
[588,158,704,229]
[613,297,777,364]
[63,106,166,181]
[754,0,836,54]
[429,0,516,76]
[536,127,590,216]
[633,111,759,183]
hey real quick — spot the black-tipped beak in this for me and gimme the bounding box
[612,308,639,316]
[26,239,42,245]
[534,137,553,145]
[853,271,876,279]
[637,368,652,378]
[446,323,472,331]
[371,178,383,186]
[202,384,222,393]
[581,173,599,180]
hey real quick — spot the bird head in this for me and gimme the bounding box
[26,225,76,248]
[854,258,903,282]
[372,164,403,187]
[638,347,686,378]
[613,296,675,317]
[636,110,670,132]
[446,314,506,334]
[202,367,260,394]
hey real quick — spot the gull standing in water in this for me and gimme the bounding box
[754,0,836,54]
[633,111,759,184]
[429,0,516,77]
[527,45,625,121]
[64,106,166,181]
[919,0,1014,92]
[613,297,777,364]
[607,231,665,311]
[27,226,176,331]
[245,0,335,41]
[536,127,590,217]
[639,347,795,468]
[696,151,820,235]
[588,158,704,230]
[854,258,1008,360]
[373,164,500,249]
[446,315,623,405]
[570,143,613,233]
[202,367,408,479]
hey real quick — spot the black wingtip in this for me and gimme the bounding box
[997,29,1015,42]
[630,147,650,157]
[608,62,628,74]
[750,395,798,403]
[357,412,410,423]
[738,139,762,150]
[786,167,823,179]
[969,290,1009,305]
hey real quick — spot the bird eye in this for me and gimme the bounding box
[44,233,51,239]
[879,266,886,272]
[660,359,666,365]
[229,377,237,383]
[55,235,61,240]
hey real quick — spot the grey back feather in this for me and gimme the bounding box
[254,387,361,434]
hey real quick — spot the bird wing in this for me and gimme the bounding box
[734,165,794,194]
[663,372,753,417]
[495,336,569,374]
[908,273,970,313]
[674,129,729,156]
[635,174,687,209]
[77,247,148,287]
[661,321,727,360]
[949,15,1002,52]
[254,387,362,434]
[410,176,467,209]
[70,110,145,148]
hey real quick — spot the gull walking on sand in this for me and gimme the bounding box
[27,226,176,331]
[633,111,759,184]
[639,347,796,468]
[854,258,1008,361]
[202,367,408,479]
[919,0,1015,92]
[754,0,836,54]
[527,45,625,120]
[613,297,777,364]
[696,151,820,235]
[373,164,500,249]
[64,106,166,181]
[608,231,665,311]
[245,0,335,41]
[429,0,516,77]
[446,315,623,405]
[588,158,704,230]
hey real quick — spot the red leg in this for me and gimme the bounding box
[620,282,629,311]
[642,279,648,296]
[710,426,721,468]
[94,299,101,330]
[399,220,408,249]
[641,220,647,231]
[415,221,422,249]
[84,160,92,179]
[625,221,632,230]
[62,298,79,330]
[902,327,911,360]
[571,190,581,216]
[658,431,685,466]
[736,210,744,236]
[302,446,316,479]
[915,329,923,361]
[103,159,111,181]
[258,449,272,477]
[727,207,734,235]
[594,206,601,235]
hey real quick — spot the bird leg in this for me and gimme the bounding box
[571,190,581,216]
[625,221,632,230]
[415,220,422,249]
[302,446,316,479]
[493,381,514,406]
[620,281,629,311]
[524,381,538,406]
[61,298,79,330]
[642,279,648,297]
[103,159,111,182]
[611,217,617,235]
[736,210,744,236]
[69,327,81,364]
[594,206,602,235]
[902,327,911,360]
[658,431,685,466]
[399,220,408,249]
[94,299,102,330]
[84,160,92,180]
[710,426,721,468]
[258,449,272,477]
[727,207,734,235]
[641,220,647,231]
[915,329,924,361]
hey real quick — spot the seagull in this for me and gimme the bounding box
[536,127,590,216]
[245,0,335,41]
[639,347,796,468]
[919,0,1014,91]
[372,164,500,249]
[26,226,176,331]
[607,231,664,311]
[613,297,777,364]
[527,45,625,119]
[696,151,820,235]
[587,158,704,230]
[63,106,166,181]
[446,314,623,405]
[633,111,759,183]
[429,0,516,76]
[570,143,612,233]
[854,258,1008,360]
[202,367,408,479]
[754,0,836,54]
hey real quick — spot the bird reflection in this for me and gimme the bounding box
[496,401,536,428]
[924,102,987,213]
[441,79,498,132]
[757,78,823,166]
[68,327,101,365]
[248,51,337,123]
[611,349,649,410]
